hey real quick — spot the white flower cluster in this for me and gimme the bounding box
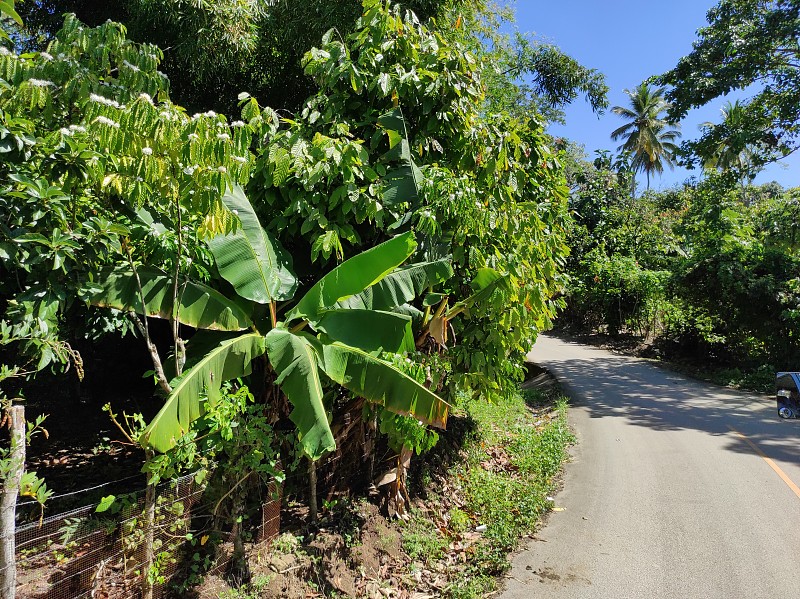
[216,133,230,141]
[27,78,54,88]
[69,124,87,133]
[0,47,10,56]
[89,93,121,108]
[231,121,246,128]
[94,116,120,128]
[183,165,198,176]
[232,156,247,164]
[138,93,153,104]
[141,147,153,156]
[122,60,140,73]
[216,166,227,173]
[188,133,199,141]
[39,52,54,61]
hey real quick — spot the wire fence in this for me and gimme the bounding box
[13,404,393,598]
[13,472,282,599]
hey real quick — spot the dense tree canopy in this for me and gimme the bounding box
[655,0,800,171]
[12,0,608,122]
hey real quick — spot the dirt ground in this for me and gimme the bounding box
[195,501,413,599]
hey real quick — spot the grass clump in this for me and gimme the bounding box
[402,387,574,598]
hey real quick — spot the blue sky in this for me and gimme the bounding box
[513,0,800,190]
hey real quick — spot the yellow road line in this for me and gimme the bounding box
[728,426,800,500]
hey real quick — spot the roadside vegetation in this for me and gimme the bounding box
[0,0,590,596]
[198,385,571,599]
[559,0,800,391]
[0,0,797,597]
[560,155,799,392]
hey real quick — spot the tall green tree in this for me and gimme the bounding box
[700,100,762,182]
[610,83,681,190]
[655,0,800,170]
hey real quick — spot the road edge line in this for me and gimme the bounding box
[728,426,800,500]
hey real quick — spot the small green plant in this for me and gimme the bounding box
[218,574,273,599]
[402,508,448,564]
[270,532,301,555]
[448,508,470,534]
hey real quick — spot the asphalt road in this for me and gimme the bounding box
[500,335,800,599]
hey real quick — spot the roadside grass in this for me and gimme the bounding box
[403,387,574,598]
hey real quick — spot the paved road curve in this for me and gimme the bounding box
[500,335,800,599]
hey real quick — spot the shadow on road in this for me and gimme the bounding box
[534,337,800,468]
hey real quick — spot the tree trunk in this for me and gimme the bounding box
[0,405,25,599]
[308,459,318,523]
[141,449,156,599]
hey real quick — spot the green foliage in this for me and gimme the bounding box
[563,151,800,376]
[246,1,570,403]
[569,250,669,337]
[89,267,252,331]
[0,409,52,516]
[0,0,22,41]
[482,32,608,124]
[670,176,800,367]
[264,328,333,460]
[610,83,681,190]
[655,0,800,172]
[207,185,297,305]
[98,187,451,459]
[402,389,573,597]
[699,100,762,180]
[140,333,267,453]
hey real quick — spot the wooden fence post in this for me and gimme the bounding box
[1,404,26,599]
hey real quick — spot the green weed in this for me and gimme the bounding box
[403,388,573,598]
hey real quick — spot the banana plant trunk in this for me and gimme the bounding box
[308,459,318,523]
[0,404,25,599]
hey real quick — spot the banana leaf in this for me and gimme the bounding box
[378,108,423,207]
[140,332,266,452]
[207,184,297,304]
[335,258,453,311]
[287,232,417,322]
[318,339,450,429]
[89,267,252,331]
[313,309,415,354]
[265,328,335,460]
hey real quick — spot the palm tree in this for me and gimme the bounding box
[700,100,760,182]
[610,83,681,190]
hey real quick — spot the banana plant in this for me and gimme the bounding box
[90,185,454,460]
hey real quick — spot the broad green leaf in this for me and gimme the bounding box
[336,258,453,311]
[382,164,423,207]
[391,303,425,328]
[265,328,334,460]
[89,268,252,331]
[208,185,297,304]
[318,340,450,429]
[287,232,417,322]
[423,293,447,307]
[447,268,513,318]
[0,0,23,26]
[95,495,116,513]
[313,309,414,353]
[377,109,422,206]
[141,332,265,452]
